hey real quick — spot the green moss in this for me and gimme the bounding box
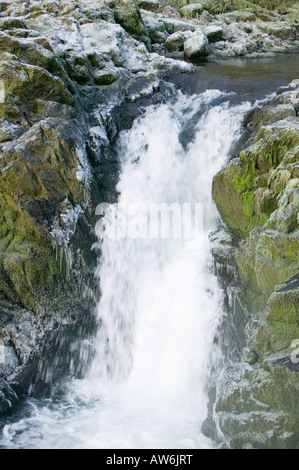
[236,229,299,303]
[249,0,298,13]
[0,60,73,106]
[0,118,85,313]
[199,0,235,14]
[213,120,299,238]
[268,290,299,325]
[113,0,150,46]
[212,158,268,238]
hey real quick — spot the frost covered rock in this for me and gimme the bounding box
[113,0,150,46]
[142,10,168,44]
[161,17,196,35]
[165,30,192,52]
[203,24,223,42]
[183,29,210,59]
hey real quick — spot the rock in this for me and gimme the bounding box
[245,104,296,131]
[235,228,299,304]
[257,22,297,41]
[137,0,160,12]
[0,60,73,106]
[242,347,259,365]
[199,0,233,15]
[161,17,196,34]
[0,32,62,76]
[0,119,24,143]
[215,365,299,449]
[183,29,210,59]
[161,6,180,18]
[269,275,299,324]
[179,3,203,19]
[0,378,18,415]
[0,118,85,313]
[203,24,223,42]
[165,30,191,51]
[254,276,299,358]
[225,9,257,23]
[113,0,150,46]
[212,118,299,238]
[209,226,236,268]
[212,87,299,448]
[0,17,28,30]
[142,11,168,44]
[93,69,119,85]
[0,0,29,17]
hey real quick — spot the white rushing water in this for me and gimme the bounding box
[1,88,251,449]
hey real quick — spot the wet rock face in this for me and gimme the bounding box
[211,80,299,449]
[0,378,19,415]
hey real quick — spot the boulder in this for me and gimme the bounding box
[137,0,160,12]
[161,17,196,34]
[199,0,233,15]
[212,118,299,238]
[113,0,150,46]
[0,60,73,106]
[203,24,223,42]
[257,22,297,41]
[142,12,168,44]
[0,378,18,415]
[165,30,191,51]
[179,3,203,19]
[183,29,210,59]
[216,364,299,449]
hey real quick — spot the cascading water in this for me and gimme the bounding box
[0,87,251,449]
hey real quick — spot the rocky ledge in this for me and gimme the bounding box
[211,79,299,449]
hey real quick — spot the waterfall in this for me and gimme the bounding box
[0,88,251,449]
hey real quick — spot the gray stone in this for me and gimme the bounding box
[113,0,150,46]
[183,29,210,59]
[203,24,223,42]
[161,17,196,35]
[0,378,18,414]
[165,30,191,52]
[93,69,119,85]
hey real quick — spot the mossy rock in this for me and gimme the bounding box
[212,158,268,238]
[0,60,73,105]
[257,22,297,41]
[179,3,203,18]
[198,0,235,14]
[225,8,257,22]
[0,118,84,312]
[245,104,296,132]
[137,0,160,12]
[0,32,67,79]
[216,364,299,449]
[213,118,299,238]
[235,228,299,302]
[113,0,150,46]
[0,17,28,31]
